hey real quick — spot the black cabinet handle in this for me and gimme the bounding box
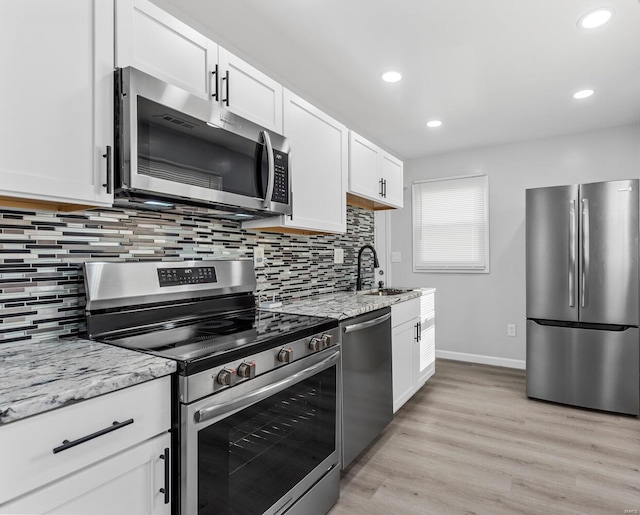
[211,64,219,101]
[52,418,134,454]
[102,145,112,194]
[222,69,230,106]
[159,447,170,504]
[379,178,384,197]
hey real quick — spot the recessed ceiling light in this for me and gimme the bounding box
[578,7,614,29]
[426,120,442,128]
[573,89,594,99]
[381,71,402,83]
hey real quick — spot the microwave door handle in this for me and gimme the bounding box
[262,131,275,208]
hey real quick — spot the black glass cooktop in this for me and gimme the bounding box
[100,309,338,375]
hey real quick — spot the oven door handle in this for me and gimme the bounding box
[194,350,340,424]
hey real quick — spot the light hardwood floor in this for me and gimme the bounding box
[329,359,640,515]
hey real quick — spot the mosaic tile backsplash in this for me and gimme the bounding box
[0,205,375,345]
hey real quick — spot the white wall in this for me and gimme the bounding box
[387,123,640,368]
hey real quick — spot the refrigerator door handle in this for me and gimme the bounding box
[581,198,590,308]
[569,200,576,307]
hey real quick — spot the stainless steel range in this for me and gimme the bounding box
[83,260,341,515]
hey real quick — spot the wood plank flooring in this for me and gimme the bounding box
[329,359,640,515]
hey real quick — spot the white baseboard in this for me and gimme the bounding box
[435,350,525,370]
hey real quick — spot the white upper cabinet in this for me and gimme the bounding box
[243,90,348,234]
[116,0,214,98]
[116,0,283,133]
[0,0,114,210]
[348,131,403,210]
[381,151,404,208]
[349,133,381,201]
[217,48,283,132]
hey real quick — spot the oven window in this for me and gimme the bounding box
[197,366,337,515]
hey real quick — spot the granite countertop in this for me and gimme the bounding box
[265,288,431,320]
[0,338,176,426]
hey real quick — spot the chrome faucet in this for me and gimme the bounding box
[356,244,379,291]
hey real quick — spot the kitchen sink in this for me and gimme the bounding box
[363,288,413,296]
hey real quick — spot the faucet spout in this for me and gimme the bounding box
[356,244,379,291]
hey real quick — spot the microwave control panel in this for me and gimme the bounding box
[271,151,289,204]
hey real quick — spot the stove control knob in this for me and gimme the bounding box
[216,368,236,387]
[237,361,256,379]
[321,334,333,348]
[278,348,293,363]
[309,337,322,352]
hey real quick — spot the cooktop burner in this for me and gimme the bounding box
[99,308,337,374]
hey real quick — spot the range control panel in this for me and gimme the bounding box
[271,150,289,204]
[180,326,341,403]
[157,266,217,287]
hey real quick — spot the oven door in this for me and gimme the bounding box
[181,348,340,515]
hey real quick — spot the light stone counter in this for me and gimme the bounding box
[0,338,176,425]
[265,289,423,320]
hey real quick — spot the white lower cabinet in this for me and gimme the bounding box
[2,432,171,515]
[391,289,436,413]
[0,376,171,514]
[416,288,436,387]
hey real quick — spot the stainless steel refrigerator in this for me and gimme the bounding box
[526,179,640,415]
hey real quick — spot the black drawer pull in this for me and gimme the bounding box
[102,145,112,194]
[222,69,230,106]
[52,418,134,454]
[159,447,170,504]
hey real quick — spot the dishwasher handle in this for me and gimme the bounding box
[343,312,391,334]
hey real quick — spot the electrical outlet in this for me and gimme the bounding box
[334,248,344,264]
[507,324,516,337]
[253,246,265,268]
[391,252,402,263]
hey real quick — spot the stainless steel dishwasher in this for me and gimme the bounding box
[340,307,393,468]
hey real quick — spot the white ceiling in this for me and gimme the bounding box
[156,0,640,160]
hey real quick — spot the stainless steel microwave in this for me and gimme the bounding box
[114,67,291,219]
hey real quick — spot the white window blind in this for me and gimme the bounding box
[412,175,489,272]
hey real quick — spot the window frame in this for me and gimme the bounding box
[412,174,490,274]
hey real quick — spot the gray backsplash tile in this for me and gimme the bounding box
[0,205,375,344]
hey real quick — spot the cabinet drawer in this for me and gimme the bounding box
[0,376,170,503]
[391,297,420,328]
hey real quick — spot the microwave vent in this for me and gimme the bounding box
[155,113,198,130]
[138,157,222,190]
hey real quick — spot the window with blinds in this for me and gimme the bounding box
[412,175,489,272]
